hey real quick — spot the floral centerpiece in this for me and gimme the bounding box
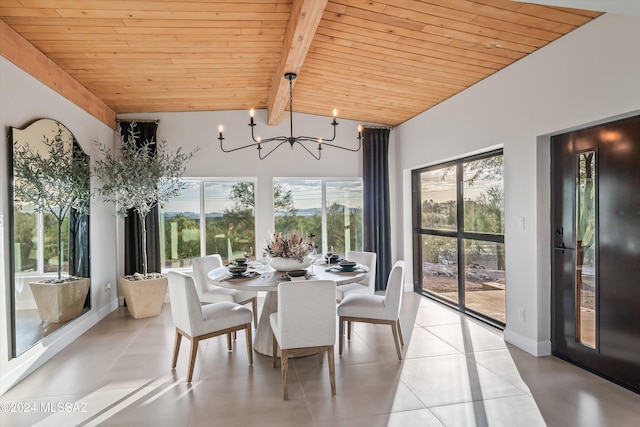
[265,231,316,271]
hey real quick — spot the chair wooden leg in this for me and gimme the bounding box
[347,321,352,340]
[391,323,402,360]
[172,329,182,368]
[227,333,232,350]
[338,318,344,356]
[272,333,278,368]
[251,298,258,327]
[233,331,237,341]
[328,346,336,396]
[396,319,404,346]
[281,349,289,400]
[318,350,323,365]
[187,337,199,383]
[245,324,253,365]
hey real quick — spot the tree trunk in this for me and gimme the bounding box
[140,213,148,276]
[57,218,63,280]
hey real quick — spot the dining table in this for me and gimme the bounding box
[207,262,369,356]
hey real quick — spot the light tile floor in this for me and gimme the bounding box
[2,293,639,426]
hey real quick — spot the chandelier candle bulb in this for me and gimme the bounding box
[217,72,361,160]
[218,125,223,140]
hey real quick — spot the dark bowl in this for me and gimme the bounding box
[339,260,356,271]
[235,257,248,266]
[228,265,247,275]
[327,254,340,264]
[287,269,307,278]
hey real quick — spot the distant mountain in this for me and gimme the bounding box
[165,204,360,219]
[275,205,360,217]
[163,211,223,219]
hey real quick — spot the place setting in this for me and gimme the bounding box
[327,259,369,274]
[224,257,261,280]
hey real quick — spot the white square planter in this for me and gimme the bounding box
[119,276,168,319]
[29,277,90,323]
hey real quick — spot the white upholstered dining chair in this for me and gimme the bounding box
[270,280,337,400]
[335,250,377,302]
[337,260,406,360]
[192,254,258,326]
[167,271,253,383]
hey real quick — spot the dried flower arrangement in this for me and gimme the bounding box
[265,231,316,262]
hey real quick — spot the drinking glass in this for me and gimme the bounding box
[261,252,272,278]
[309,247,318,275]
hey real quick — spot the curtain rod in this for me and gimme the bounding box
[116,119,160,123]
[363,125,395,130]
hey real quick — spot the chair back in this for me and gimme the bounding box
[347,250,377,293]
[167,271,204,337]
[276,280,337,349]
[192,254,224,295]
[383,260,406,320]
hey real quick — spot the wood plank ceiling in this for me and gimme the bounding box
[0,0,600,127]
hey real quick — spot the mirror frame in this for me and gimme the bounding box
[7,118,91,358]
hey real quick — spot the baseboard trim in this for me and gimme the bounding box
[504,328,551,357]
[0,299,119,396]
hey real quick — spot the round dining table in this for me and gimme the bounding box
[207,263,369,356]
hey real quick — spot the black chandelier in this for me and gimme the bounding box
[218,72,362,160]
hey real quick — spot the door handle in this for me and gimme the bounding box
[554,243,575,252]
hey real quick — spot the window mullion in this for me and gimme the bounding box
[456,162,465,308]
[199,180,206,257]
[321,179,328,253]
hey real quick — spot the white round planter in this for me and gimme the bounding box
[269,256,311,272]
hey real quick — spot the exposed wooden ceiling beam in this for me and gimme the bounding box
[0,20,116,129]
[266,0,328,125]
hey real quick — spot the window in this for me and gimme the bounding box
[274,178,363,255]
[413,150,505,326]
[160,179,256,269]
[13,204,70,275]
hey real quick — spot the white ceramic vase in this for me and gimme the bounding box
[269,256,311,272]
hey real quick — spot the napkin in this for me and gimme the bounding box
[289,276,307,282]
[209,267,230,281]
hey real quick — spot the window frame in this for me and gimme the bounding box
[412,149,505,328]
[159,177,257,272]
[273,177,364,255]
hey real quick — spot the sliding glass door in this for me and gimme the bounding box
[413,150,505,325]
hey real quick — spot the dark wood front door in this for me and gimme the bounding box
[551,114,640,393]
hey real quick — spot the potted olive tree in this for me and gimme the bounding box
[93,122,196,319]
[12,121,91,323]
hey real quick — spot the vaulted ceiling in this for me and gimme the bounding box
[0,1,601,128]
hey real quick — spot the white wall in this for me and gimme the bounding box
[396,13,640,355]
[117,110,393,258]
[0,57,118,394]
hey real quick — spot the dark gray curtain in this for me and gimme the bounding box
[362,127,392,291]
[68,141,90,279]
[119,121,161,275]
[68,208,89,278]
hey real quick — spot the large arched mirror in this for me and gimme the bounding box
[8,119,91,357]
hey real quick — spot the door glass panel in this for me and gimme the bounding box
[421,235,458,303]
[464,239,506,323]
[274,179,323,251]
[160,180,201,269]
[463,155,504,234]
[576,151,597,348]
[420,165,457,230]
[204,181,255,264]
[326,180,363,256]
